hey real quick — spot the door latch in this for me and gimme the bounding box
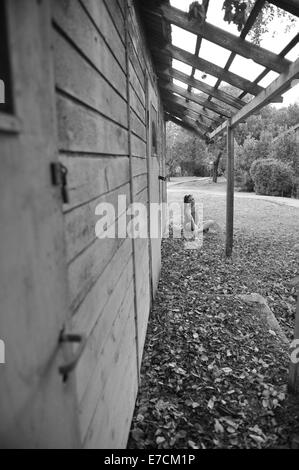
[50,163,69,204]
[58,330,87,383]
[158,176,167,182]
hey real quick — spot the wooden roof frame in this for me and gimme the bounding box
[138,0,299,139]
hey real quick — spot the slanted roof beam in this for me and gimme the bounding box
[209,56,299,139]
[212,0,266,97]
[159,79,233,117]
[160,4,291,74]
[153,44,265,96]
[164,100,211,133]
[238,32,299,100]
[269,0,299,16]
[164,105,209,134]
[158,68,246,110]
[161,90,221,124]
[166,113,206,139]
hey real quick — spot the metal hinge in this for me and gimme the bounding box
[50,162,69,204]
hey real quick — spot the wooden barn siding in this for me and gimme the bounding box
[52,0,165,448]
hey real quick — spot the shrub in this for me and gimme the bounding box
[250,158,294,197]
[269,130,299,177]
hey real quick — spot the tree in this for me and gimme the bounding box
[235,136,259,191]
[166,122,209,176]
[222,1,296,45]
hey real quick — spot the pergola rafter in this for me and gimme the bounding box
[165,113,207,138]
[159,68,246,110]
[269,0,299,16]
[161,90,221,124]
[211,0,266,98]
[160,3,292,74]
[210,55,299,138]
[163,102,213,134]
[153,43,267,96]
[159,79,233,117]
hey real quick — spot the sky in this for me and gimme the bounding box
[169,0,299,108]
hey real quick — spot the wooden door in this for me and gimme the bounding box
[0,0,79,448]
[147,78,162,297]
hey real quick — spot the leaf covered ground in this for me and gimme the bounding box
[128,190,299,449]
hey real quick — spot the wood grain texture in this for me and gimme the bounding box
[52,0,127,98]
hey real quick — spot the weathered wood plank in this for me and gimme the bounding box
[130,84,146,123]
[132,156,147,179]
[128,6,146,73]
[54,30,128,128]
[56,95,129,155]
[80,0,126,71]
[59,155,130,211]
[130,112,147,142]
[80,294,136,444]
[102,0,126,44]
[226,121,235,258]
[131,133,147,158]
[133,174,148,196]
[0,0,80,448]
[128,39,145,91]
[72,239,133,337]
[52,0,127,98]
[84,347,138,449]
[65,183,130,263]
[68,236,126,312]
[129,61,146,106]
[76,259,134,406]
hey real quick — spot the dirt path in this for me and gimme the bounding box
[168,177,299,209]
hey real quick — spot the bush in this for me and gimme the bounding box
[269,130,299,177]
[250,158,294,197]
[235,137,260,192]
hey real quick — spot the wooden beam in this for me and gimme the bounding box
[159,79,233,118]
[226,120,234,258]
[166,113,206,139]
[210,56,299,139]
[161,90,220,124]
[164,101,211,133]
[154,44,264,96]
[238,33,299,100]
[230,56,299,127]
[269,0,299,17]
[159,68,246,110]
[289,272,299,394]
[212,0,264,95]
[160,4,291,74]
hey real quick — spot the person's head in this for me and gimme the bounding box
[184,195,195,205]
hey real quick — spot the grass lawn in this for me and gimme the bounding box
[128,190,299,449]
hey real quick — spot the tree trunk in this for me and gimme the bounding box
[212,151,223,183]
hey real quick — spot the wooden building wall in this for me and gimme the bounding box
[0,0,166,448]
[52,0,166,448]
